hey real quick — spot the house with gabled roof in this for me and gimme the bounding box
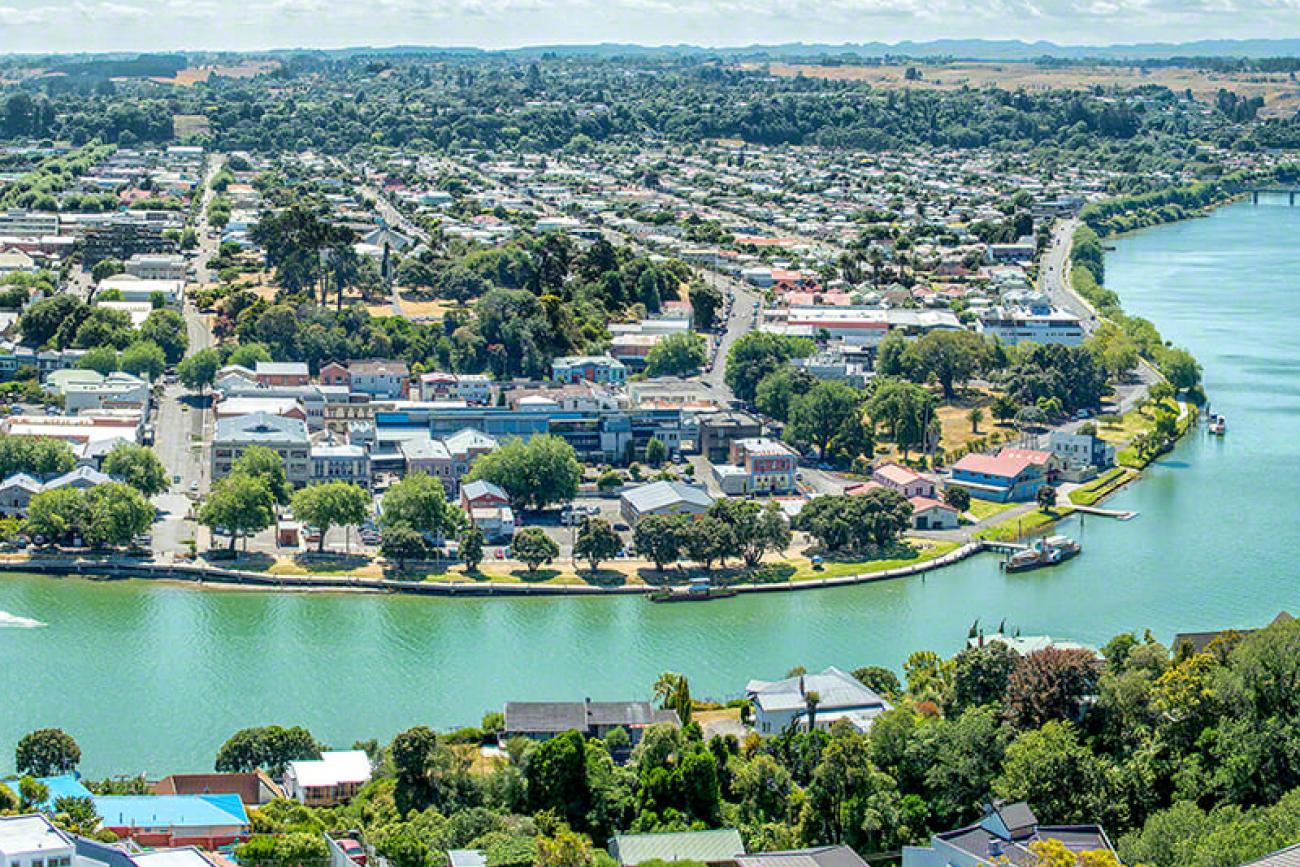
[902,801,1119,866]
[746,666,891,735]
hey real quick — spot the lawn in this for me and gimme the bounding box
[965,499,1016,523]
[975,507,1074,543]
[785,538,962,581]
[932,388,1015,453]
[1069,468,1137,506]
[1096,398,1179,445]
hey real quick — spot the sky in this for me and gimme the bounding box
[2,0,1300,54]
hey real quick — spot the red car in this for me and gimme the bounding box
[336,839,366,866]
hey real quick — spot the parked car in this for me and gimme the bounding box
[335,839,366,866]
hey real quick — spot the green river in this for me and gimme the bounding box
[2,200,1299,776]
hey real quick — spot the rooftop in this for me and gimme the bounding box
[286,750,372,789]
[610,829,745,866]
[746,666,890,715]
[0,814,72,854]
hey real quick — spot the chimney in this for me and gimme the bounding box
[987,839,1003,859]
[798,675,805,696]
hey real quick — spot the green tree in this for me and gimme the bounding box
[644,437,667,467]
[103,442,168,496]
[645,332,707,377]
[77,345,119,375]
[1158,347,1201,391]
[1004,648,1102,731]
[25,487,88,545]
[139,308,189,363]
[177,346,221,395]
[91,258,124,283]
[786,381,863,461]
[633,514,686,571]
[755,365,817,423]
[575,517,621,572]
[944,485,971,513]
[950,642,1019,713]
[866,378,936,458]
[681,516,732,570]
[512,527,559,574]
[215,725,321,776]
[1037,484,1058,512]
[526,729,591,830]
[688,281,723,331]
[466,435,582,510]
[199,473,276,551]
[380,473,463,539]
[995,721,1110,825]
[232,445,291,505]
[291,482,371,553]
[119,340,167,380]
[909,330,988,399]
[84,482,153,547]
[381,525,428,569]
[460,525,485,572]
[725,332,815,403]
[227,343,273,368]
[391,725,439,814]
[15,728,81,776]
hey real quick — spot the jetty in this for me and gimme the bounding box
[1248,187,1300,205]
[1072,505,1139,520]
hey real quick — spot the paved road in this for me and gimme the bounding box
[150,154,224,557]
[1040,218,1100,333]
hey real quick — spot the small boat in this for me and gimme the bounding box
[1208,413,1226,436]
[1001,535,1081,573]
[648,579,738,602]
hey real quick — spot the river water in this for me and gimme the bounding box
[2,200,1298,776]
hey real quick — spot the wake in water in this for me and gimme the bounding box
[0,610,45,628]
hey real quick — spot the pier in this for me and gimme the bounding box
[1073,505,1139,520]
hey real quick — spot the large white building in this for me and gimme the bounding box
[0,814,77,867]
[283,750,372,807]
[746,666,892,735]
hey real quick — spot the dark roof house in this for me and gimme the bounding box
[735,846,868,867]
[504,699,678,743]
[901,801,1118,867]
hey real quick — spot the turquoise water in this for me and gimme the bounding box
[2,201,1298,776]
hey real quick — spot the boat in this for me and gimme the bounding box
[1000,535,1081,573]
[1209,413,1226,436]
[648,579,738,602]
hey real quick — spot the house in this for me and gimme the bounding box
[871,462,935,499]
[503,699,679,743]
[723,438,798,494]
[447,852,487,867]
[735,847,868,867]
[552,355,628,386]
[1171,611,1293,657]
[0,814,79,867]
[92,794,249,848]
[902,801,1118,867]
[1244,843,1300,865]
[620,480,715,526]
[459,480,515,542]
[283,751,372,807]
[345,359,410,400]
[151,772,284,807]
[910,497,959,531]
[255,361,310,388]
[950,451,1047,502]
[609,830,745,867]
[212,412,311,485]
[0,474,43,516]
[746,666,892,735]
[1048,430,1116,477]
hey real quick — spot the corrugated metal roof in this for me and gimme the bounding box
[611,829,745,866]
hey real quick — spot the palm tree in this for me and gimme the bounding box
[804,690,822,732]
[968,407,984,434]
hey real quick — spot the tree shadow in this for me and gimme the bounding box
[201,549,275,571]
[511,567,561,584]
[578,567,627,588]
[293,551,371,571]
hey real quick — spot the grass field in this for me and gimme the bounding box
[966,499,1016,523]
[1096,398,1179,445]
[975,507,1074,543]
[156,61,280,86]
[1069,467,1137,506]
[748,61,1300,118]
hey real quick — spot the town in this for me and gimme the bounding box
[0,125,1222,587]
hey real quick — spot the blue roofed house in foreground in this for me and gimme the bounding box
[902,800,1119,866]
[92,793,249,849]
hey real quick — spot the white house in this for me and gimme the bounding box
[0,814,77,867]
[746,666,892,735]
[283,750,372,807]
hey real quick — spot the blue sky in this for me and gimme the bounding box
[0,0,1297,54]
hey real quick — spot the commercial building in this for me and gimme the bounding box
[950,451,1047,503]
[620,480,715,526]
[96,275,184,306]
[310,443,370,486]
[212,412,311,485]
[551,355,628,385]
[82,217,174,267]
[124,253,187,281]
[726,438,798,494]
